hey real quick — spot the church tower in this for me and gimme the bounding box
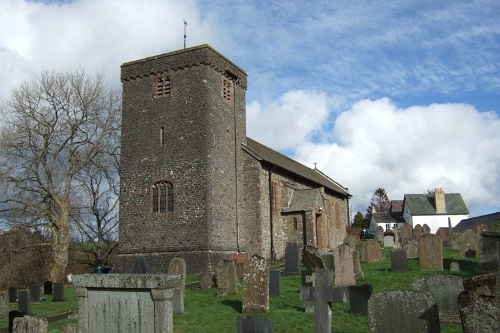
[115,45,247,273]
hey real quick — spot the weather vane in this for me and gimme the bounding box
[184,20,188,49]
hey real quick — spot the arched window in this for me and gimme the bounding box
[152,181,173,213]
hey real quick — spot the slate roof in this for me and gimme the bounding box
[282,188,319,213]
[371,212,399,224]
[403,193,469,216]
[454,212,500,232]
[243,137,351,197]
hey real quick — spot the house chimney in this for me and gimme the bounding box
[435,188,446,214]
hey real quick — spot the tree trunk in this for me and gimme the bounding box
[49,210,70,282]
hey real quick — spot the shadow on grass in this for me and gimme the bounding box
[221,299,242,312]
[292,305,306,312]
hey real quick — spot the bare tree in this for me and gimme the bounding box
[0,70,121,282]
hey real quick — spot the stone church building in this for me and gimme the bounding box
[113,45,351,273]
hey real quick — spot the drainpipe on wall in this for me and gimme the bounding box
[269,169,276,261]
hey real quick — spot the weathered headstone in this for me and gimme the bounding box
[62,323,77,333]
[450,262,460,272]
[237,315,274,333]
[321,253,334,270]
[242,254,269,313]
[168,257,186,296]
[300,268,335,333]
[349,284,372,316]
[172,288,184,315]
[13,316,48,333]
[216,259,238,294]
[391,250,408,272]
[449,231,461,249]
[419,234,443,271]
[52,282,65,302]
[375,226,384,241]
[400,223,413,242]
[413,275,464,323]
[228,252,248,278]
[131,256,148,273]
[199,271,215,290]
[284,241,300,274]
[43,281,53,295]
[476,231,500,272]
[423,224,431,235]
[8,288,17,303]
[414,224,423,239]
[362,240,383,263]
[459,229,479,257]
[436,227,449,243]
[9,310,24,333]
[302,246,325,270]
[29,283,40,303]
[0,291,9,317]
[383,235,394,248]
[353,250,364,280]
[368,290,440,333]
[269,270,281,296]
[403,239,419,259]
[17,291,32,315]
[344,234,357,249]
[333,244,355,286]
[458,272,499,332]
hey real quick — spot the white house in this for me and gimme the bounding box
[402,188,469,233]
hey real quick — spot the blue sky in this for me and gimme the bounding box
[1,0,499,218]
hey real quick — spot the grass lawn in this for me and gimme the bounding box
[0,247,480,332]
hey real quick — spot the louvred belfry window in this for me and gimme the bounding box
[154,76,170,99]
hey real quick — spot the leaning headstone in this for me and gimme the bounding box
[450,262,460,272]
[333,244,355,286]
[301,246,325,270]
[458,272,499,332]
[43,281,53,295]
[131,256,148,273]
[375,226,384,241]
[52,282,65,302]
[353,250,364,280]
[459,229,479,257]
[284,241,300,274]
[172,288,184,315]
[242,255,269,313]
[17,291,32,315]
[216,259,238,294]
[199,271,215,290]
[349,284,372,316]
[269,270,281,296]
[13,316,48,333]
[0,291,9,317]
[476,231,500,272]
[414,224,423,239]
[28,283,40,303]
[9,310,24,333]
[237,315,274,333]
[383,235,394,248]
[419,234,443,271]
[62,323,77,333]
[8,288,17,303]
[362,240,383,263]
[368,290,440,333]
[168,257,186,296]
[400,223,413,242]
[413,275,464,323]
[403,239,419,259]
[391,250,408,272]
[344,234,357,249]
[422,224,431,235]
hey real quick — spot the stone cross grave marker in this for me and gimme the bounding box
[300,268,335,333]
[0,291,8,317]
[269,270,281,296]
[349,284,372,316]
[237,315,274,333]
[132,256,148,274]
[390,250,408,272]
[216,259,238,294]
[301,246,325,270]
[13,316,48,333]
[419,234,443,271]
[393,228,401,249]
[168,257,186,297]
[333,244,356,287]
[52,282,65,302]
[43,281,53,295]
[284,241,300,274]
[242,254,269,313]
[368,290,441,333]
[17,291,32,315]
[28,283,40,303]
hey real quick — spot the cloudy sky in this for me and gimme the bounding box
[1,0,499,218]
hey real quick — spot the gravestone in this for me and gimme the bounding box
[422,224,431,235]
[29,283,40,302]
[344,234,357,249]
[43,281,53,295]
[375,226,384,241]
[269,270,281,296]
[12,316,48,333]
[8,288,17,303]
[321,253,334,270]
[457,272,499,332]
[0,291,9,317]
[228,252,248,278]
[449,231,461,249]
[393,229,401,249]
[172,288,184,315]
[301,271,314,287]
[476,231,500,272]
[9,310,24,333]
[400,223,413,242]
[383,235,394,248]
[216,259,238,294]
[353,250,364,279]
[436,227,449,243]
[242,255,269,313]
[362,240,383,263]
[333,244,355,286]
[403,239,419,259]
[237,315,274,333]
[419,234,443,271]
[62,323,77,333]
[368,290,440,333]
[459,229,479,257]
[391,250,408,272]
[168,257,186,296]
[414,224,423,239]
[349,284,372,316]
[199,271,215,290]
[52,282,65,302]
[302,246,325,270]
[450,262,460,272]
[17,291,32,315]
[131,256,148,273]
[413,275,464,323]
[284,241,300,274]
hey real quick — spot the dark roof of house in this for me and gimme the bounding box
[403,193,469,216]
[454,212,500,231]
[389,200,403,213]
[243,137,351,197]
[371,212,399,224]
